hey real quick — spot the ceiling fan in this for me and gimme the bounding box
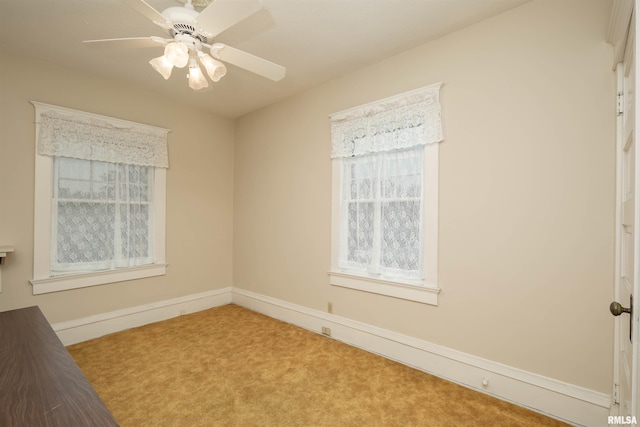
[84,0,286,90]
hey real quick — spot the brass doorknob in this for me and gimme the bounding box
[610,301,632,316]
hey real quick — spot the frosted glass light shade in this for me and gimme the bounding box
[188,59,209,90]
[149,55,174,80]
[198,52,227,82]
[164,42,189,68]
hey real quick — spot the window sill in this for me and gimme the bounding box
[328,271,439,305]
[30,264,167,295]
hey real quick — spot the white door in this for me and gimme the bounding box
[612,3,640,419]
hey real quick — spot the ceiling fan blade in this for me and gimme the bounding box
[83,37,169,49]
[197,0,262,37]
[211,43,285,81]
[122,0,171,28]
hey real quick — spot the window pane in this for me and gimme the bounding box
[382,150,422,199]
[91,162,115,200]
[56,202,115,263]
[118,164,152,202]
[381,200,421,271]
[57,157,92,199]
[120,203,150,259]
[58,178,91,199]
[57,157,90,179]
[349,159,377,200]
[347,201,374,265]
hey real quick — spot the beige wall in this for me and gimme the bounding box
[0,53,235,322]
[234,0,616,393]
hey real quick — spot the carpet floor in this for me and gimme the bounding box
[67,304,569,426]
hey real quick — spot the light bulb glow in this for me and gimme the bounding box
[198,52,227,82]
[188,58,209,90]
[149,55,174,80]
[164,42,189,68]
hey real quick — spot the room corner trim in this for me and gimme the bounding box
[231,287,610,427]
[51,287,233,346]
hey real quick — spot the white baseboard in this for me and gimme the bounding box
[52,287,232,345]
[231,287,611,427]
[51,286,611,426]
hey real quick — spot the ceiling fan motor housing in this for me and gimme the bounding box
[162,6,210,43]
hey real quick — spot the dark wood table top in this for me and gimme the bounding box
[0,306,119,426]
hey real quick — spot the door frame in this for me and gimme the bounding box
[611,0,640,418]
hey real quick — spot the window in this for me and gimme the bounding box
[30,102,169,294]
[341,147,424,279]
[329,83,443,305]
[52,158,154,274]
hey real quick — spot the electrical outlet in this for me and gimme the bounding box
[327,302,333,314]
[321,327,331,336]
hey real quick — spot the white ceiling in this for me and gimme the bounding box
[0,0,529,119]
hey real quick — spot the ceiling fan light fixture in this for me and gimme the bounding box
[164,42,189,68]
[188,58,209,90]
[198,52,227,82]
[149,55,174,80]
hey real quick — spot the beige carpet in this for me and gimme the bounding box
[67,304,569,426]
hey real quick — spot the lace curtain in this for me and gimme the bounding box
[330,83,443,281]
[330,82,443,159]
[37,108,169,168]
[51,157,154,274]
[340,148,424,279]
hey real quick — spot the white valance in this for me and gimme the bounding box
[330,82,443,158]
[33,102,170,168]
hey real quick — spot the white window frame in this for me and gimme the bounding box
[329,87,441,305]
[30,102,167,295]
